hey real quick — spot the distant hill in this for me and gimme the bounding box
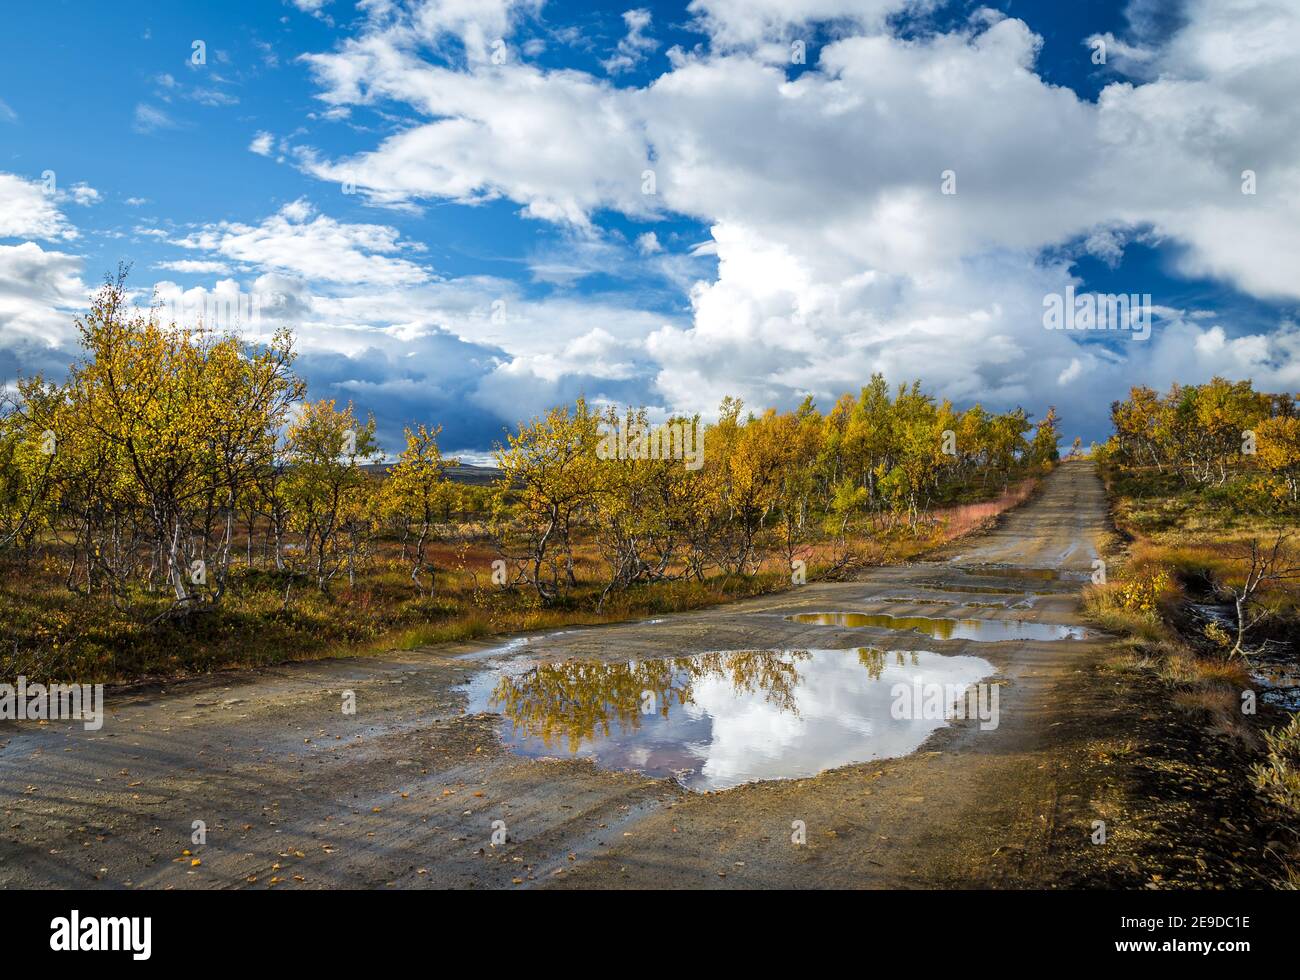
[359,460,503,486]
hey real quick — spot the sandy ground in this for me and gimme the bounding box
[0,461,1199,889]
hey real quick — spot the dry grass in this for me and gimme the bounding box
[1091,460,1300,885]
[934,479,1039,539]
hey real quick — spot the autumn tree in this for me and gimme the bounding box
[284,399,380,592]
[381,424,455,596]
[493,397,601,602]
[1256,415,1300,503]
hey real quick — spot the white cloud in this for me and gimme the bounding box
[0,172,76,240]
[686,0,912,49]
[68,182,101,206]
[1086,32,1157,78]
[295,57,653,224]
[171,199,431,287]
[279,0,1300,443]
[10,0,1296,455]
[0,242,89,351]
[602,9,657,75]
[135,265,678,450]
[156,259,233,275]
[1057,358,1084,386]
[249,131,275,156]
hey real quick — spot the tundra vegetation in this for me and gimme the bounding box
[0,278,1057,683]
[1089,381,1300,883]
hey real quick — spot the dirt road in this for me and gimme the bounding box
[1,461,1132,889]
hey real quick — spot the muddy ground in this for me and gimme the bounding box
[0,461,1277,889]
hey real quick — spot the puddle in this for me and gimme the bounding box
[879,595,959,605]
[463,648,994,791]
[879,596,1013,609]
[1191,604,1300,711]
[915,581,1034,596]
[1251,657,1300,711]
[959,566,1090,584]
[788,612,1089,641]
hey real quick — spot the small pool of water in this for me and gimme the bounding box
[788,612,1089,641]
[1251,660,1300,711]
[879,595,1013,609]
[960,566,1090,583]
[462,648,994,791]
[915,581,1034,596]
[1190,604,1300,711]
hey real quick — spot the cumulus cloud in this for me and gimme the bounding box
[254,0,1299,444]
[602,9,657,74]
[9,0,1300,454]
[0,243,90,375]
[138,266,678,453]
[171,199,431,286]
[294,57,653,223]
[686,0,912,49]
[0,172,78,240]
[67,182,101,206]
[249,131,275,156]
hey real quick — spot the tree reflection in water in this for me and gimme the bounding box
[487,649,904,753]
[468,645,996,790]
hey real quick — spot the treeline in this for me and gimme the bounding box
[1,279,1059,617]
[495,389,1058,603]
[1098,379,1300,503]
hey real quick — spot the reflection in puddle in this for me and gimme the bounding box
[463,648,993,791]
[789,612,1089,641]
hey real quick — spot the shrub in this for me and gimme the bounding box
[1253,714,1300,818]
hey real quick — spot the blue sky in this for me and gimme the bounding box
[2,0,1298,458]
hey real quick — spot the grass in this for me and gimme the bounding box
[1088,460,1300,885]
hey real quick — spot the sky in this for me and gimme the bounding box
[1,0,1298,460]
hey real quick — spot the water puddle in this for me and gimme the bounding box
[915,581,1035,596]
[879,596,1012,609]
[1191,604,1300,711]
[462,648,993,791]
[1251,657,1300,711]
[879,595,959,605]
[788,612,1089,641]
[959,566,1090,584]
